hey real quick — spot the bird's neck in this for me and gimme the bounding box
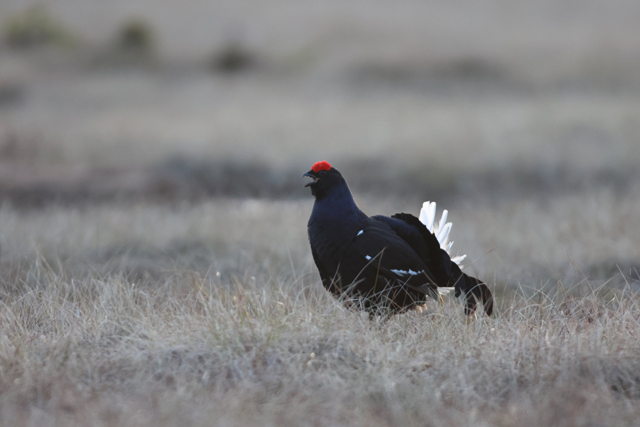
[309,184,367,234]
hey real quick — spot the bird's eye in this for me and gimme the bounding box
[319,171,327,176]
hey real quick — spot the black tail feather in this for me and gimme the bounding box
[391,212,493,316]
[451,265,493,316]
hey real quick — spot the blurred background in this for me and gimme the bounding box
[1,0,639,204]
[2,3,640,422]
[0,0,639,292]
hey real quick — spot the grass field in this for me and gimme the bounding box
[1,191,639,426]
[1,0,640,425]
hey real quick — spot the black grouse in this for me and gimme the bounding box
[304,161,493,317]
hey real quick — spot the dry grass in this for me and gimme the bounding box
[0,193,639,426]
[1,257,640,426]
[1,1,640,424]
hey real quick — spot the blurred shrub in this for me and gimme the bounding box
[3,5,75,49]
[116,19,154,53]
[88,18,156,68]
[210,42,256,73]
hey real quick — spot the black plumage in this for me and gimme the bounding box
[304,161,493,317]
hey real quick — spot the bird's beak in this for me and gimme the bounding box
[303,170,318,187]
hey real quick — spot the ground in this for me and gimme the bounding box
[0,1,640,426]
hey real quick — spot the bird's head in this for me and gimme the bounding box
[303,161,345,198]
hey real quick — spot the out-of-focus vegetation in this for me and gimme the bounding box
[0,0,639,425]
[210,41,258,73]
[2,5,76,48]
[116,18,154,53]
[0,196,639,426]
[93,17,158,66]
[0,0,639,205]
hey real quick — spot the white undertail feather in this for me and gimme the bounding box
[419,201,466,265]
[418,200,467,295]
[360,202,466,296]
[419,201,467,296]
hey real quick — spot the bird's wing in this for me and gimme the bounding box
[347,220,440,301]
[374,213,493,316]
[371,214,444,269]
